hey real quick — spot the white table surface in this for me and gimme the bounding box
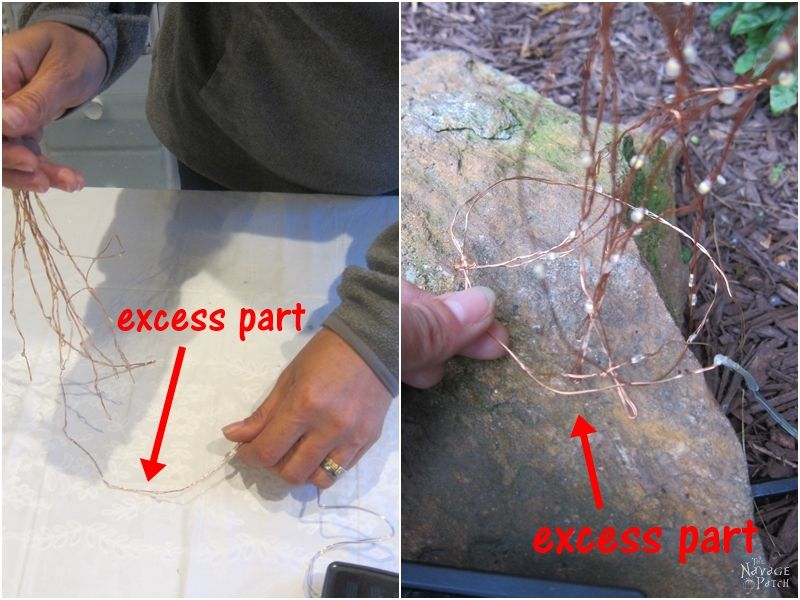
[2,188,399,597]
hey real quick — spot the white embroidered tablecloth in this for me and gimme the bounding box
[3,188,399,597]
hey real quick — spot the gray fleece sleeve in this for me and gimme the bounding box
[20,3,151,93]
[323,222,399,397]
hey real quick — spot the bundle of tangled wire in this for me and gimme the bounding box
[446,3,797,423]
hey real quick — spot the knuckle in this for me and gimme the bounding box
[18,87,50,122]
[280,468,305,487]
[329,411,352,432]
[254,445,280,468]
[272,365,293,390]
[244,402,269,426]
[295,387,323,414]
[352,424,379,447]
[351,431,369,447]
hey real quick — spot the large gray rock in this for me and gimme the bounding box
[401,52,769,597]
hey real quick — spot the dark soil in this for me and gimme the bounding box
[402,2,797,595]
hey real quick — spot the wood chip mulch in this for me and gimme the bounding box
[402,3,797,595]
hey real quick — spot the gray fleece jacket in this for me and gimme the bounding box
[20,3,399,394]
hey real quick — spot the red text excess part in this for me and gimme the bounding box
[532,520,758,564]
[116,303,307,341]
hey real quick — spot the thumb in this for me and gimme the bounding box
[401,286,498,372]
[3,73,69,137]
[222,400,272,443]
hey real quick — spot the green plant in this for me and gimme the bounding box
[711,2,798,113]
[769,162,785,183]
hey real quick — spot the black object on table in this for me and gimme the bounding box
[322,562,399,598]
[401,562,644,598]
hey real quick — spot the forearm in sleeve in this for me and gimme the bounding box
[323,222,399,396]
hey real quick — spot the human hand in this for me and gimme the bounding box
[3,21,107,192]
[401,279,509,388]
[222,327,392,488]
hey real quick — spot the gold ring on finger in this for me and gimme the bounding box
[320,456,346,480]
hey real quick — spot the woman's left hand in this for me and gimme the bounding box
[222,327,392,488]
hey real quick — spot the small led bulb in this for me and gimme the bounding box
[547,251,557,261]
[774,38,791,60]
[610,253,621,264]
[778,71,795,87]
[716,174,727,185]
[682,44,697,64]
[579,151,593,169]
[629,154,644,170]
[533,262,546,279]
[718,88,737,105]
[697,179,711,195]
[630,207,645,223]
[665,57,681,78]
[584,300,594,315]
[630,354,645,364]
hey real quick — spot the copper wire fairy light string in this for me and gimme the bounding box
[304,489,396,598]
[11,188,210,494]
[60,380,240,496]
[438,0,795,418]
[11,188,395,593]
[446,81,785,417]
[450,170,733,418]
[447,73,759,418]
[11,190,150,417]
[62,380,395,594]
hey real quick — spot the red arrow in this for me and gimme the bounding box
[140,346,186,481]
[570,415,604,510]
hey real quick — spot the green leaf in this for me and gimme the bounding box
[745,27,767,50]
[752,55,772,77]
[710,3,739,29]
[731,12,766,35]
[681,248,692,264]
[735,49,759,74]
[769,163,786,183]
[764,13,794,47]
[770,81,798,113]
[742,3,765,11]
[757,5,789,25]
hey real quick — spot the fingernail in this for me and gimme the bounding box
[222,420,244,436]
[443,286,495,325]
[3,105,26,131]
[58,169,79,192]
